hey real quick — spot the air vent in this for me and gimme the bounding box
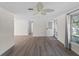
[28,8,33,10]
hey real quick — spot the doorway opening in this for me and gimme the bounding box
[28,20,33,36]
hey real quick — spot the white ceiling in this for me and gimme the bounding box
[0,2,79,17]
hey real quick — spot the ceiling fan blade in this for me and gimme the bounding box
[36,2,44,12]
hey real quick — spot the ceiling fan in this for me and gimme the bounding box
[28,2,54,15]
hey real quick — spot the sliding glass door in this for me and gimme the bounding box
[71,15,79,44]
[66,10,79,50]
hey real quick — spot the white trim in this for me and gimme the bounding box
[0,43,15,56]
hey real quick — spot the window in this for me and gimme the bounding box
[72,15,79,44]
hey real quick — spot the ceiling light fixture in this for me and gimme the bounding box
[28,2,54,15]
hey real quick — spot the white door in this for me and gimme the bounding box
[47,21,54,36]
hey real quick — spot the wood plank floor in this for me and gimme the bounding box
[9,36,78,56]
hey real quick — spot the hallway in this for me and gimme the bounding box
[9,36,78,56]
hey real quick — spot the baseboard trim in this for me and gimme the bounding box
[57,39,78,55]
[1,45,15,56]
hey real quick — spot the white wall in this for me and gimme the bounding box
[0,7,14,55]
[32,15,49,37]
[56,14,66,44]
[14,15,29,35]
[14,14,51,37]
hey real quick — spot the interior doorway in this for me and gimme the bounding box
[28,20,33,36]
[47,19,57,38]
